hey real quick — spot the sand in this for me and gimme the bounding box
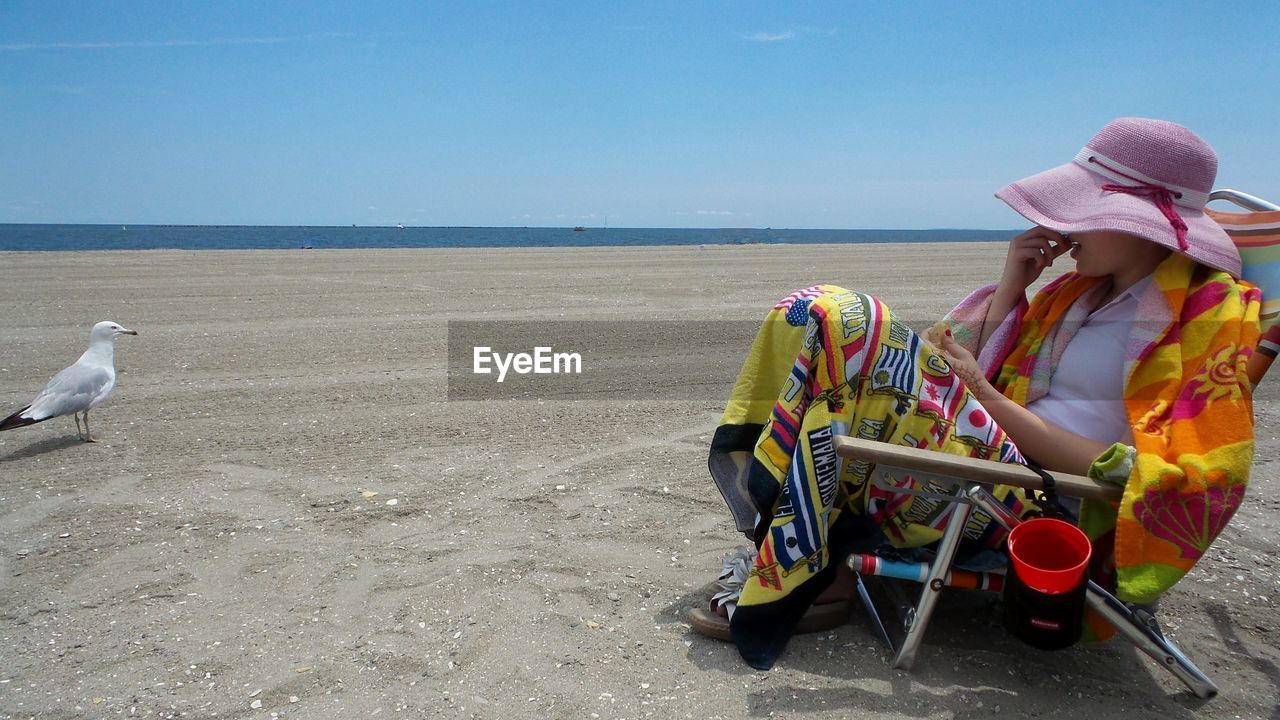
[0,244,1276,720]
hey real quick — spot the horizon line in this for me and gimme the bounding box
[0,222,1022,233]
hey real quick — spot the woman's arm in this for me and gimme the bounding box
[981,228,1073,348]
[966,386,1110,475]
[940,330,1110,475]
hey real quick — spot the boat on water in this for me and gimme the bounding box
[573,226,586,231]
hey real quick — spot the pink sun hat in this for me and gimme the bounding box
[996,117,1242,277]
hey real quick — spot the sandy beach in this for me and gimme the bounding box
[0,244,1276,720]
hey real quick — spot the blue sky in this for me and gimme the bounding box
[2,1,1277,228]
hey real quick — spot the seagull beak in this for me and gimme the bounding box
[123,329,138,335]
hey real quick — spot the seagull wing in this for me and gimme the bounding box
[24,363,114,421]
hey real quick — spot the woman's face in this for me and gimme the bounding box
[1068,230,1171,280]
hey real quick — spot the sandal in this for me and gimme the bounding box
[688,546,853,641]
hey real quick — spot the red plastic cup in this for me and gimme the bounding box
[1007,518,1092,595]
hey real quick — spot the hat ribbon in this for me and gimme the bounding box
[1088,156,1189,250]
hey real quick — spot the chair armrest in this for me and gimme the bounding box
[833,436,1123,503]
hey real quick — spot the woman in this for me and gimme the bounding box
[697,118,1262,670]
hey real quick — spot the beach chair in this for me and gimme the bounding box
[833,189,1280,700]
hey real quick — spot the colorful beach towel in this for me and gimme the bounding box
[709,285,1033,669]
[946,254,1262,604]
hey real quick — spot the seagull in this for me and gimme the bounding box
[1,321,138,442]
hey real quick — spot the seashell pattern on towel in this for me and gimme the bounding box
[1133,484,1245,561]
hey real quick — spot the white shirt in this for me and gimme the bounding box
[1024,276,1153,446]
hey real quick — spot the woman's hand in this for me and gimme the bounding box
[979,227,1071,350]
[938,329,993,401]
[999,227,1072,294]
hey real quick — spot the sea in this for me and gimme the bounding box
[0,224,1017,251]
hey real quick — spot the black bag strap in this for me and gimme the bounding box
[1024,462,1077,523]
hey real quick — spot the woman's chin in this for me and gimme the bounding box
[1071,261,1106,278]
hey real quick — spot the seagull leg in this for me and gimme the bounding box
[83,411,95,443]
[74,412,85,441]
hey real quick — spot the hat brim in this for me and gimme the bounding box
[996,161,1241,277]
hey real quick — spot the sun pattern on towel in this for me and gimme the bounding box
[1172,344,1246,421]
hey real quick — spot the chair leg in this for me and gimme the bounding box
[1085,582,1219,699]
[892,488,974,670]
[852,571,896,652]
